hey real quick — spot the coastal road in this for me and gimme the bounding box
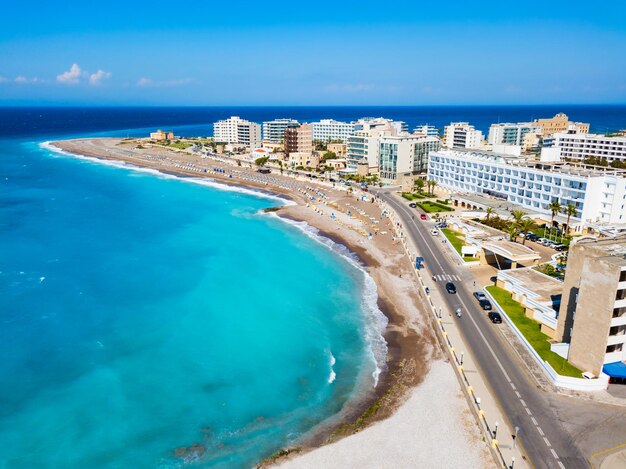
[375,189,587,469]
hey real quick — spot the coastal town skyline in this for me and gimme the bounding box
[1,0,625,105]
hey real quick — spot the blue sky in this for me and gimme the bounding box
[1,1,625,105]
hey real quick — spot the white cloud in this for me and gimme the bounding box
[57,64,84,84]
[14,76,43,84]
[137,77,193,87]
[0,76,7,83]
[137,77,153,87]
[89,70,112,85]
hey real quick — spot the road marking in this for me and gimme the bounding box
[544,437,552,447]
[558,461,566,469]
[510,382,516,390]
[531,417,538,425]
[520,399,527,407]
[550,449,559,459]
[515,390,521,398]
[538,427,545,436]
[525,407,532,415]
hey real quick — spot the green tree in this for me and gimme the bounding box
[547,200,562,239]
[511,210,527,223]
[516,218,537,245]
[321,151,337,161]
[255,156,270,167]
[414,178,425,193]
[561,203,577,236]
[508,224,520,242]
[484,207,495,222]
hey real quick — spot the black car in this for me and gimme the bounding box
[488,312,502,323]
[479,299,492,311]
[555,245,568,252]
[409,202,417,208]
[526,234,539,241]
[445,282,457,294]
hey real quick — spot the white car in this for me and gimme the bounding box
[431,229,439,235]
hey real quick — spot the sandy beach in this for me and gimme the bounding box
[48,138,493,467]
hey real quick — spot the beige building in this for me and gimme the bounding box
[150,129,174,141]
[288,151,319,169]
[322,158,347,171]
[284,123,313,156]
[556,236,626,376]
[532,112,590,136]
[327,143,347,156]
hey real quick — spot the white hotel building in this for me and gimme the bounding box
[213,116,261,148]
[311,119,356,142]
[443,122,484,149]
[547,132,626,164]
[428,149,626,226]
[488,122,539,147]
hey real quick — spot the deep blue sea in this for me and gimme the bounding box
[1,105,624,468]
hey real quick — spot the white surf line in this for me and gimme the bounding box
[40,141,296,206]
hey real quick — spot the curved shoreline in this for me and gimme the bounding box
[43,137,436,466]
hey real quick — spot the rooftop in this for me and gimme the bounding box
[435,148,626,177]
[499,268,563,303]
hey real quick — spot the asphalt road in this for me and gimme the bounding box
[376,189,587,469]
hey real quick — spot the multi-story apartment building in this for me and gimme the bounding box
[310,119,356,142]
[378,135,440,181]
[547,132,626,165]
[556,236,626,376]
[532,112,589,136]
[213,116,261,148]
[428,149,626,226]
[413,124,440,137]
[346,122,399,173]
[443,122,484,149]
[262,118,299,143]
[283,123,313,156]
[354,117,408,134]
[488,123,540,147]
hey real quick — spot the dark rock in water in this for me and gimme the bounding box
[173,443,206,460]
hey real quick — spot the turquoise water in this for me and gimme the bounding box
[0,139,386,468]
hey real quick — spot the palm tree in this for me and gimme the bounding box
[546,200,562,240]
[428,179,437,195]
[561,204,578,237]
[511,210,527,224]
[484,207,495,222]
[414,178,425,194]
[508,224,520,242]
[516,218,537,245]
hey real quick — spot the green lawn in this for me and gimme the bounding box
[417,201,454,213]
[485,286,582,378]
[401,192,430,201]
[441,228,478,262]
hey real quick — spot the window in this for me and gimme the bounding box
[609,325,626,336]
[616,289,626,301]
[613,307,626,318]
[606,343,623,354]
[620,270,626,282]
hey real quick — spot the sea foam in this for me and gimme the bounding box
[39,141,295,206]
[271,215,389,388]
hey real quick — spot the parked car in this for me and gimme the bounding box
[431,229,439,235]
[445,282,457,294]
[420,214,427,220]
[473,291,487,301]
[488,312,502,323]
[555,244,568,251]
[409,202,417,208]
[479,299,493,311]
[527,234,539,242]
[436,222,448,228]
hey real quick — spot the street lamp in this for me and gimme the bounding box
[460,352,464,365]
[493,421,499,439]
[512,426,519,449]
[510,457,515,469]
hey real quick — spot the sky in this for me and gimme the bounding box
[1,1,625,106]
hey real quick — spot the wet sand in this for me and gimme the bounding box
[47,138,491,467]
